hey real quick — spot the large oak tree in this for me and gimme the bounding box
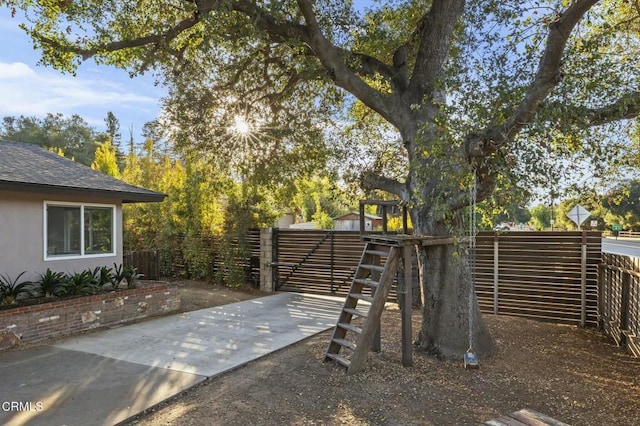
[9,0,640,358]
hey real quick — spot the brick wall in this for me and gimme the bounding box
[0,283,180,348]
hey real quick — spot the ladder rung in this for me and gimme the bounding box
[365,249,389,257]
[354,278,379,288]
[349,293,374,303]
[338,322,362,334]
[359,264,384,272]
[325,352,351,368]
[344,307,368,318]
[332,338,356,351]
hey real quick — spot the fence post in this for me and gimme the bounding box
[260,228,275,292]
[330,231,335,292]
[580,231,587,327]
[621,272,631,343]
[597,264,604,330]
[402,244,413,367]
[493,232,499,315]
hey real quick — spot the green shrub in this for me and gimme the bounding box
[123,266,143,289]
[0,272,35,304]
[111,263,126,290]
[34,268,67,298]
[64,271,98,296]
[92,266,113,290]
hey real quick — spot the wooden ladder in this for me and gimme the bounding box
[325,241,400,373]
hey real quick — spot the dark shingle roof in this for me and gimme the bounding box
[0,140,166,203]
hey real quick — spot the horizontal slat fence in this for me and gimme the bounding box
[125,229,262,287]
[274,230,601,326]
[127,230,605,328]
[274,230,399,301]
[600,254,640,357]
[475,232,601,326]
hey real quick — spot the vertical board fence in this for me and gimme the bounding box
[123,250,160,280]
[599,253,640,357]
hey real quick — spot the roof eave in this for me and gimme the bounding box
[0,181,167,203]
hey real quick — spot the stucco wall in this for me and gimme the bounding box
[0,191,123,282]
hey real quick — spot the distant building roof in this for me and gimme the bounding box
[333,212,382,221]
[0,140,166,203]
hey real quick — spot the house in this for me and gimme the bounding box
[333,212,382,231]
[0,140,166,282]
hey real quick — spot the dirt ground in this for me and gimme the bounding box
[125,281,640,426]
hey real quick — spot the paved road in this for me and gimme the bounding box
[602,237,640,257]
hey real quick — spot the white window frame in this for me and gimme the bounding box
[43,201,117,261]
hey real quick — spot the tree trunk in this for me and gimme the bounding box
[411,211,494,359]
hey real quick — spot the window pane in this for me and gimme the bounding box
[47,206,81,256]
[84,207,113,254]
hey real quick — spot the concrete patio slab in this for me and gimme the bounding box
[0,292,345,426]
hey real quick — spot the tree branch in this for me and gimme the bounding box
[295,0,401,126]
[407,0,465,103]
[579,91,640,126]
[361,172,408,200]
[466,0,599,160]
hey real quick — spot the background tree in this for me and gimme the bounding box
[12,0,640,359]
[292,175,353,224]
[603,180,640,231]
[91,140,121,178]
[1,113,100,165]
[529,205,552,231]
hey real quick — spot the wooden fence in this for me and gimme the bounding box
[274,230,380,298]
[475,232,601,326]
[272,230,602,326]
[599,253,640,357]
[123,250,161,280]
[126,230,604,327]
[124,229,261,286]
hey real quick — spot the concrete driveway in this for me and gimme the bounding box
[0,292,344,426]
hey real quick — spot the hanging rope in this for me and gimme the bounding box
[467,169,478,354]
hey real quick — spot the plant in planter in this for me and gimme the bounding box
[34,268,67,298]
[123,266,143,290]
[111,263,127,291]
[64,270,98,296]
[0,272,36,304]
[92,266,113,291]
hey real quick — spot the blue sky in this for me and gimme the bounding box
[0,10,164,140]
[0,2,373,140]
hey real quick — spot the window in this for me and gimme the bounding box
[45,202,115,259]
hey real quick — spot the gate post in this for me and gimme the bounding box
[260,228,275,292]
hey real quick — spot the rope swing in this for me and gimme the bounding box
[464,169,480,369]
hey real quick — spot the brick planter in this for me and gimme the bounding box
[0,282,180,349]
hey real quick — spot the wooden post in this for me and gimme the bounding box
[402,205,408,234]
[597,264,604,331]
[371,264,382,353]
[493,232,499,315]
[359,201,365,236]
[260,228,275,292]
[402,244,413,367]
[580,231,587,327]
[621,272,631,344]
[382,205,388,233]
